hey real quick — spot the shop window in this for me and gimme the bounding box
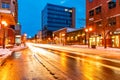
[89,10,94,17]
[67,37,70,41]
[75,36,78,40]
[96,6,101,14]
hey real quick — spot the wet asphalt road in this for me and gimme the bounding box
[0,44,120,80]
[34,47,120,80]
[0,49,55,80]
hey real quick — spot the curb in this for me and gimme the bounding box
[0,51,13,66]
[0,47,28,66]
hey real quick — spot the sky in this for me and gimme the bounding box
[18,0,86,37]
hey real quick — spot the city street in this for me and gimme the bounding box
[29,43,120,80]
[1,0,120,80]
[0,43,120,80]
[0,48,55,80]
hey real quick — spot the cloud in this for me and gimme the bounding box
[60,0,66,4]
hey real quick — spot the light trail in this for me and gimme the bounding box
[27,43,120,74]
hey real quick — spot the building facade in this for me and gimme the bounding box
[86,0,120,48]
[66,29,86,45]
[42,3,75,40]
[53,27,77,45]
[0,0,18,46]
[37,30,42,43]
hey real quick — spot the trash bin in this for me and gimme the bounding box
[91,45,96,49]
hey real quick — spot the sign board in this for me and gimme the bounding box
[0,9,11,14]
[15,35,21,45]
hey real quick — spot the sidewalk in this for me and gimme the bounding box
[71,45,120,52]
[69,45,120,60]
[44,44,120,60]
[0,45,27,66]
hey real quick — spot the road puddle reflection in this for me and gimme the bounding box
[12,52,22,59]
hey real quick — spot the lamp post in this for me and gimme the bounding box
[62,33,65,45]
[77,34,80,44]
[85,27,92,48]
[1,21,8,49]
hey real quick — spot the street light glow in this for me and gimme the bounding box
[89,27,92,31]
[1,20,8,49]
[85,29,88,32]
[85,28,92,32]
[1,21,7,26]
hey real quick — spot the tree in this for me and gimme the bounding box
[95,1,117,48]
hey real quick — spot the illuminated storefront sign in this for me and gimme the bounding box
[0,9,11,13]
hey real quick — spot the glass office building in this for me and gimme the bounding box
[42,3,75,40]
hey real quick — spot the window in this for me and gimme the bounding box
[2,2,10,9]
[96,21,102,27]
[108,17,116,26]
[108,1,116,9]
[89,10,94,17]
[69,10,72,13]
[89,0,93,2]
[96,6,101,14]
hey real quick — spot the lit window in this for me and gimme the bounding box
[2,2,10,9]
[65,9,68,11]
[71,36,73,40]
[75,36,78,40]
[67,37,69,41]
[69,10,72,13]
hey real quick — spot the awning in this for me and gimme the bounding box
[0,13,16,25]
[113,28,120,35]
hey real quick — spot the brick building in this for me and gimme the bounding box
[53,27,77,45]
[0,0,18,46]
[86,0,120,48]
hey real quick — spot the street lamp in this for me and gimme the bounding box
[77,34,80,44]
[61,33,65,45]
[85,27,92,48]
[1,21,8,49]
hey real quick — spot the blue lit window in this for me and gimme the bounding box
[2,2,10,9]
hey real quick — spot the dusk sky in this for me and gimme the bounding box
[18,0,86,37]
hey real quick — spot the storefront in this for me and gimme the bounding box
[111,31,120,48]
[0,12,16,46]
[89,35,103,47]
